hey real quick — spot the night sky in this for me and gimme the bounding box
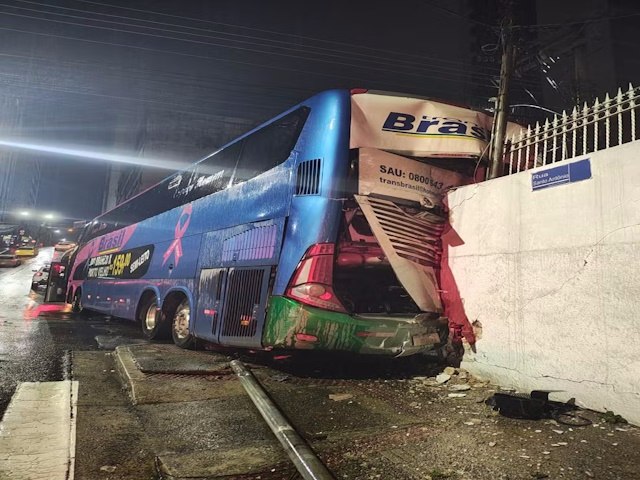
[0,0,638,221]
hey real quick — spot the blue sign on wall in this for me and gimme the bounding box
[531,158,592,191]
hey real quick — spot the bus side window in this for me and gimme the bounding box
[196,141,243,193]
[233,107,309,185]
[72,259,88,280]
[103,142,242,229]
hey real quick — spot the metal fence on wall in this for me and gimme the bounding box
[504,84,640,174]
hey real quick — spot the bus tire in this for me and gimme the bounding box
[139,295,170,340]
[171,298,195,349]
[72,289,85,314]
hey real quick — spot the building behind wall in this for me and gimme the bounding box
[518,0,638,115]
[102,107,254,212]
[0,95,42,224]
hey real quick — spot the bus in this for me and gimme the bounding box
[67,89,502,356]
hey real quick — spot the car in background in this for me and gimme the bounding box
[0,253,21,267]
[15,245,39,257]
[31,264,50,291]
[54,241,76,252]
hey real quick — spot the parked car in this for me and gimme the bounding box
[31,265,50,291]
[54,241,76,252]
[0,253,21,267]
[16,245,39,257]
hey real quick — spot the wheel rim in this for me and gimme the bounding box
[173,303,190,339]
[144,304,158,330]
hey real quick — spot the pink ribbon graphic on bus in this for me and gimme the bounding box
[163,203,193,267]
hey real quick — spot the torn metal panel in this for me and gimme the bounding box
[354,195,444,313]
[350,91,523,158]
[358,147,467,207]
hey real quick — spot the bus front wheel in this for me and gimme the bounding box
[171,299,195,349]
[140,295,170,340]
[72,289,85,314]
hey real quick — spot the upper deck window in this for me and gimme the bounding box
[82,107,309,242]
[233,107,309,185]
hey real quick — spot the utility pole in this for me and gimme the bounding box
[487,4,516,180]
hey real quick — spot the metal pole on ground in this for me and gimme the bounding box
[230,360,336,480]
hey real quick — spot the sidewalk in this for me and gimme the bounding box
[70,343,640,480]
[0,381,78,480]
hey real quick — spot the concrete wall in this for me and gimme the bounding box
[445,141,640,425]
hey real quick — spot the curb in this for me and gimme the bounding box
[114,345,148,405]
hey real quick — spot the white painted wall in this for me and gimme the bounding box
[446,141,640,425]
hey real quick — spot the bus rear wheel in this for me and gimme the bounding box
[171,299,195,349]
[140,295,170,340]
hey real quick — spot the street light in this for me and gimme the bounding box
[20,211,30,216]
[54,230,61,234]
[43,213,54,220]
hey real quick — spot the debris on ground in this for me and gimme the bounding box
[601,410,628,424]
[448,384,471,392]
[442,366,456,376]
[328,393,354,402]
[486,390,592,426]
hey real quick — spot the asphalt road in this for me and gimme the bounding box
[0,247,142,415]
[2,250,640,480]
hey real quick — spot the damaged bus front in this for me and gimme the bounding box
[263,90,494,356]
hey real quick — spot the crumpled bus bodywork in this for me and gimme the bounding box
[264,296,448,357]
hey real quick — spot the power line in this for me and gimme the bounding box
[0,25,371,84]
[74,0,498,69]
[0,54,499,114]
[0,24,512,91]
[0,3,544,103]
[0,55,505,118]
[0,52,315,102]
[0,72,283,113]
[11,0,503,75]
[0,6,506,83]
[421,0,496,28]
[0,63,499,116]
[513,11,640,29]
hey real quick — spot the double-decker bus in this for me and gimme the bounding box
[67,89,502,356]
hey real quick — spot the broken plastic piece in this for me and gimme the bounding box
[487,390,592,426]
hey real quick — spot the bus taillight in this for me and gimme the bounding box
[285,243,347,313]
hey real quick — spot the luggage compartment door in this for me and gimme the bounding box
[217,266,272,348]
[194,268,226,342]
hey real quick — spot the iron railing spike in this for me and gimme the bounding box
[502,85,637,176]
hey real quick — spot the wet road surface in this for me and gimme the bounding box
[2,249,640,479]
[0,247,143,415]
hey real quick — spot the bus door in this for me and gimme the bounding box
[195,219,285,348]
[44,262,68,303]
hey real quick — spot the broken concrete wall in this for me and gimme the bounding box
[445,141,640,425]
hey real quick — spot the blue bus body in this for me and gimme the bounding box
[68,89,452,356]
